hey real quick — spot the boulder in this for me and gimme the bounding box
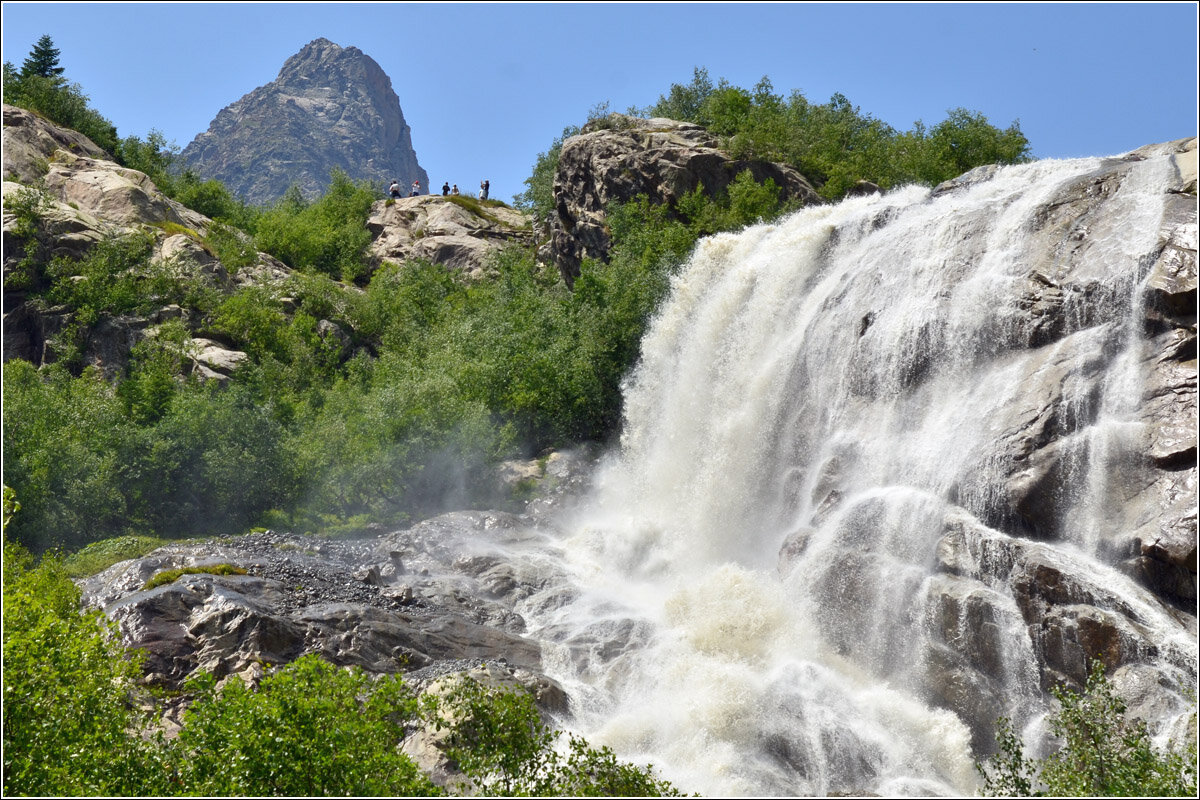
[42,150,209,230]
[548,114,821,286]
[79,515,568,703]
[366,195,534,278]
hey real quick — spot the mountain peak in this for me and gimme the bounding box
[181,39,427,206]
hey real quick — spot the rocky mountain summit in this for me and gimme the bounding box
[181,38,428,206]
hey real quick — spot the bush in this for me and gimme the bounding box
[60,534,169,578]
[426,675,684,796]
[251,169,377,282]
[978,660,1198,796]
[641,68,1032,199]
[2,541,170,796]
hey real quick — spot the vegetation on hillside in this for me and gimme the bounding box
[516,69,1031,220]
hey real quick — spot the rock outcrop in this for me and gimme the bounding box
[79,512,572,711]
[367,195,534,278]
[2,103,290,379]
[181,38,427,206]
[548,114,821,285]
[2,104,109,183]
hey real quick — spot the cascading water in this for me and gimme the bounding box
[518,149,1198,796]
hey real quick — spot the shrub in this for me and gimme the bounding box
[426,675,684,796]
[175,654,439,797]
[61,534,169,578]
[978,660,1198,796]
[2,541,170,796]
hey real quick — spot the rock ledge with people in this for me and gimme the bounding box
[367,191,534,279]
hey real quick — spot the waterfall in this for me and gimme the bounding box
[521,152,1198,796]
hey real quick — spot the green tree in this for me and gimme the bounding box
[19,34,64,80]
[514,123,580,221]
[978,660,1198,797]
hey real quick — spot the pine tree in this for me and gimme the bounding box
[20,34,65,80]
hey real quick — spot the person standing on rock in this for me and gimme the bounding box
[389,180,401,199]
[480,179,489,201]
[410,179,420,197]
[442,181,450,196]
[451,184,459,196]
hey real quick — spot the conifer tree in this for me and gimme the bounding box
[20,34,65,80]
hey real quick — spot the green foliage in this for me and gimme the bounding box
[3,65,120,155]
[141,563,248,590]
[2,361,135,552]
[60,534,169,578]
[45,231,161,315]
[202,219,259,271]
[19,35,65,80]
[176,655,439,796]
[2,545,170,797]
[427,676,684,796]
[979,660,1198,797]
[514,123,580,220]
[642,68,1032,199]
[252,169,377,282]
[444,193,506,225]
[1,185,52,292]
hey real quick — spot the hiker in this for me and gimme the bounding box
[410,179,420,197]
[451,184,459,196]
[389,180,401,199]
[442,181,450,196]
[480,179,489,201]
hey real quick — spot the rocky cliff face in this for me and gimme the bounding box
[181,38,428,206]
[548,114,822,285]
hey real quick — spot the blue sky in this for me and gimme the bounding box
[2,2,1197,204]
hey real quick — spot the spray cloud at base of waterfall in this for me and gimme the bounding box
[515,149,1197,796]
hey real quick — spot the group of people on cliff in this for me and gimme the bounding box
[389,178,489,200]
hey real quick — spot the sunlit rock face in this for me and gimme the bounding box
[366,194,534,278]
[182,38,428,206]
[547,113,821,286]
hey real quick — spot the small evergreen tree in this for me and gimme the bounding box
[20,34,65,81]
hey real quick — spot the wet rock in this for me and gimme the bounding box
[79,516,567,710]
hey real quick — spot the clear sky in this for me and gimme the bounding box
[2,2,1197,204]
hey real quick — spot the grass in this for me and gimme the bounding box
[443,194,510,226]
[142,563,248,590]
[62,534,169,578]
